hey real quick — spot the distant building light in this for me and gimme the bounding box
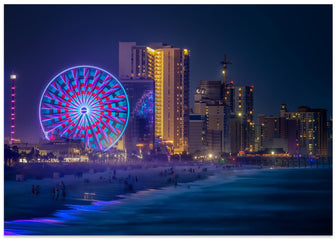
[146,47,155,53]
[10,74,17,79]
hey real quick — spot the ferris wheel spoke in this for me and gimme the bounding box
[59,114,81,138]
[85,113,104,150]
[88,113,111,149]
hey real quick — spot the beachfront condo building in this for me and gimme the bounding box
[119,42,190,154]
[257,114,299,155]
[227,85,254,153]
[280,105,328,157]
[194,80,254,155]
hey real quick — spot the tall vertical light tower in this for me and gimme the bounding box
[10,73,17,145]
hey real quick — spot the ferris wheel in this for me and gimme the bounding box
[39,66,129,151]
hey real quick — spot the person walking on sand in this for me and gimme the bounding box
[35,185,40,197]
[55,188,60,200]
[51,187,55,200]
[61,188,66,200]
[61,181,66,190]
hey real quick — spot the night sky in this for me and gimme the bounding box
[4,5,333,143]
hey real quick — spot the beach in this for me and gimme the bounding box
[4,161,240,222]
[4,163,332,235]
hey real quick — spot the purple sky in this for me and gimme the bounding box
[4,5,332,143]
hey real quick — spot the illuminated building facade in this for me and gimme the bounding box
[150,46,190,154]
[281,105,328,157]
[194,81,227,154]
[119,42,190,154]
[119,42,151,80]
[10,73,17,145]
[257,114,299,155]
[120,79,154,155]
[227,85,254,153]
[193,81,254,155]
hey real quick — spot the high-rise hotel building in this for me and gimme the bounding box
[193,80,254,155]
[280,105,328,157]
[227,85,254,153]
[119,42,190,154]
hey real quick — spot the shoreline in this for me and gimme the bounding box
[5,162,249,222]
[7,161,322,223]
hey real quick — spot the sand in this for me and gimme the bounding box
[5,162,242,221]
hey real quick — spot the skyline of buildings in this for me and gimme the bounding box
[4,42,332,159]
[4,5,332,145]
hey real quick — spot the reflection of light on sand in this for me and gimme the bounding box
[5,199,125,234]
[12,218,62,224]
[4,230,19,235]
[92,200,121,206]
[4,218,64,235]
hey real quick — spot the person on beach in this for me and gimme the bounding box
[35,185,40,197]
[61,181,66,190]
[61,188,66,200]
[51,187,55,200]
[55,188,60,200]
[32,185,35,195]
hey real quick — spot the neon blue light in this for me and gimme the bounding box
[39,65,130,151]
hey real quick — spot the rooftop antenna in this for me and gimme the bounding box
[220,55,232,86]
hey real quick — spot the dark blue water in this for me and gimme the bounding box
[5,168,332,235]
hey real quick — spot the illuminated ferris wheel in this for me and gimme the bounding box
[39,66,129,151]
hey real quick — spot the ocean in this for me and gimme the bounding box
[4,168,332,235]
